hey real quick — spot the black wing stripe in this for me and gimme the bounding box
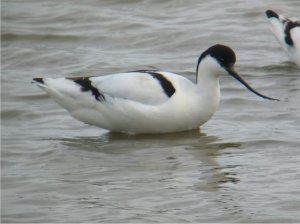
[284,20,300,46]
[68,77,105,101]
[149,72,176,97]
[266,10,279,19]
[132,70,176,98]
[33,78,44,84]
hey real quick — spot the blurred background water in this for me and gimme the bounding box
[2,0,300,222]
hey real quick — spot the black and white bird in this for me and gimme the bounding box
[33,44,278,134]
[265,9,300,66]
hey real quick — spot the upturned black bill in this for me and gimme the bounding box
[227,69,279,101]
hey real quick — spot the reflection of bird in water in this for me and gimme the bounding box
[57,129,241,215]
[266,9,300,66]
[58,129,240,189]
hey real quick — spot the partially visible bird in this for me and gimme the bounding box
[265,9,300,66]
[32,44,278,134]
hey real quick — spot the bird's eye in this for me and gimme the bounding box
[219,58,225,64]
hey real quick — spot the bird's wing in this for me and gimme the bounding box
[37,70,178,106]
[89,70,177,105]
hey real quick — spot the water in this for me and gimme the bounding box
[2,0,300,222]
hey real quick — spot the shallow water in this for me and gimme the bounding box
[2,0,300,222]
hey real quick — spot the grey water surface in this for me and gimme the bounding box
[2,0,300,222]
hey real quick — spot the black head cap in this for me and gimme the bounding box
[196,45,279,101]
[197,44,236,69]
[266,10,279,19]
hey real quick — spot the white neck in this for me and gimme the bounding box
[193,57,221,121]
[196,57,221,99]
